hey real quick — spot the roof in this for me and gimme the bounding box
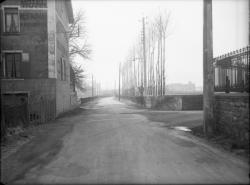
[65,0,74,24]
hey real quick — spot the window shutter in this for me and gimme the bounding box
[5,54,13,78]
[15,53,21,77]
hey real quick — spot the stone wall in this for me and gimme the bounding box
[80,96,99,104]
[214,93,249,144]
[182,95,203,110]
[124,94,203,111]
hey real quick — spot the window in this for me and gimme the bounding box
[4,53,22,78]
[60,58,66,80]
[4,7,20,33]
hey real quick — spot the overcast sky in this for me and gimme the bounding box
[72,0,248,90]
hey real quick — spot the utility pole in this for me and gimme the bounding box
[119,63,121,101]
[0,2,6,138]
[133,55,136,96]
[92,74,94,97]
[142,17,147,96]
[203,0,214,137]
[114,80,116,96]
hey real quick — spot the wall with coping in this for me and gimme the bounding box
[124,94,203,111]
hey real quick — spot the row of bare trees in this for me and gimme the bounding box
[120,11,171,97]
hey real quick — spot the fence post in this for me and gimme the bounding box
[240,79,244,93]
[25,102,30,126]
[225,76,230,93]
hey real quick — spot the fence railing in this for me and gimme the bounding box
[213,46,249,93]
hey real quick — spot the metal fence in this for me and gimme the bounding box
[213,46,249,93]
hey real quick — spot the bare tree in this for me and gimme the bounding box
[146,22,157,95]
[69,11,91,92]
[123,11,171,97]
[71,64,86,92]
[154,11,171,96]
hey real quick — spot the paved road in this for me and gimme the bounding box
[15,97,249,184]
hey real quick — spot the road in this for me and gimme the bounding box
[12,97,249,184]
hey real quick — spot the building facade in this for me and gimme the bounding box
[0,0,78,120]
[165,82,196,94]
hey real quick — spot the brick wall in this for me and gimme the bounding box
[214,93,249,144]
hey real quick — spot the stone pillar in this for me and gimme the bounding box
[203,0,214,136]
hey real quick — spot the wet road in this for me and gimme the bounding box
[16,97,249,184]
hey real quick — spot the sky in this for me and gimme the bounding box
[72,0,248,90]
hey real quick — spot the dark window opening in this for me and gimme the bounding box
[4,53,22,78]
[60,58,66,81]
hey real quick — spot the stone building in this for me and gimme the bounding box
[0,0,78,123]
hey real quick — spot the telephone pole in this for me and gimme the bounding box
[92,74,94,97]
[203,0,214,137]
[119,63,121,101]
[142,17,147,96]
[0,1,5,137]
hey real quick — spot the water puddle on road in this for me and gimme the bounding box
[173,126,191,132]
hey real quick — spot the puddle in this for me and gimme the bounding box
[173,126,191,132]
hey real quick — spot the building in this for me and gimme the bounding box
[166,81,196,94]
[0,0,78,126]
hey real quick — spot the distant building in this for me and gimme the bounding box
[0,0,78,120]
[195,86,203,92]
[166,81,196,93]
